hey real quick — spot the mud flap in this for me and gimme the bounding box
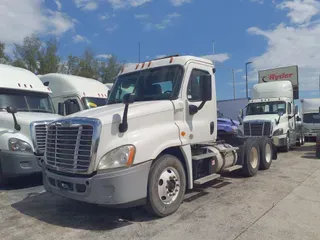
[272,143,278,160]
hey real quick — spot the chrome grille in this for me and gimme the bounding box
[31,121,51,154]
[44,118,101,174]
[244,121,271,136]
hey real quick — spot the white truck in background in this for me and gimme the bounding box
[239,81,303,152]
[39,74,108,116]
[301,98,320,141]
[34,55,277,217]
[0,65,60,184]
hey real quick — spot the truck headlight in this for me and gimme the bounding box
[8,138,32,152]
[98,145,135,170]
[273,128,284,136]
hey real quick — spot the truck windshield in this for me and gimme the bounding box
[82,97,107,109]
[107,65,183,104]
[303,113,320,124]
[246,101,286,115]
[0,89,55,113]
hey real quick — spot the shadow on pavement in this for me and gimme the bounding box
[11,192,155,231]
[0,173,43,191]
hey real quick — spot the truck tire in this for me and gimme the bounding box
[0,165,5,186]
[296,134,302,147]
[145,154,186,217]
[281,132,290,152]
[259,137,273,170]
[242,139,260,177]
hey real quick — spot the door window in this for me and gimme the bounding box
[187,69,210,102]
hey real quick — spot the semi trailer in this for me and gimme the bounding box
[33,55,277,217]
[301,98,320,141]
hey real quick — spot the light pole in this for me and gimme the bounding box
[245,61,252,99]
[232,69,236,99]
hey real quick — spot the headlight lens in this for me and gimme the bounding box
[98,145,135,170]
[8,138,32,152]
[273,128,284,136]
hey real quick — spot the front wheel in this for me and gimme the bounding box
[259,137,273,170]
[281,133,290,152]
[145,154,186,217]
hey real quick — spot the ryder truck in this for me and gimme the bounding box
[35,55,277,217]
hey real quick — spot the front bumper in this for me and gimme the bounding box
[42,160,152,207]
[304,132,318,138]
[272,134,287,147]
[0,150,42,177]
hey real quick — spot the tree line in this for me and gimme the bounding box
[0,35,123,83]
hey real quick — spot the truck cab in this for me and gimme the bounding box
[36,55,276,217]
[239,81,299,152]
[301,98,320,141]
[0,64,60,184]
[39,73,108,116]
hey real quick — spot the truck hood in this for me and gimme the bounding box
[0,111,61,150]
[67,101,174,125]
[243,114,278,123]
[218,118,239,126]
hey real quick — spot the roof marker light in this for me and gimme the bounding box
[135,64,139,70]
[30,85,33,88]
[141,62,145,69]
[169,57,174,63]
[148,61,152,67]
[98,93,100,97]
[18,83,21,87]
[24,84,27,87]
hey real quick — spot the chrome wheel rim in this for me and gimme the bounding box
[265,143,272,163]
[158,167,180,205]
[250,147,258,169]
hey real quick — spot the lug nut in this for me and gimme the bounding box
[175,189,178,192]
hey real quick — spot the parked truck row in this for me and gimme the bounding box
[1,55,318,218]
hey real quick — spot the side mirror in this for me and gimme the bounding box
[278,111,284,117]
[297,116,301,122]
[294,105,298,115]
[58,102,64,116]
[123,93,135,104]
[65,100,78,115]
[199,74,212,102]
[238,109,244,119]
[107,90,111,97]
[6,106,17,114]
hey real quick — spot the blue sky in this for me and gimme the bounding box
[1,0,320,101]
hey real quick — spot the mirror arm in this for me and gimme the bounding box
[197,101,207,111]
[11,113,21,131]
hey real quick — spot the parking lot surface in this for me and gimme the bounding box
[1,143,320,240]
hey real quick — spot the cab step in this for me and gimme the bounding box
[221,165,242,173]
[192,152,216,161]
[219,147,239,153]
[194,173,221,185]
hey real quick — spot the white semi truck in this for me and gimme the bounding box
[34,55,277,217]
[0,65,60,184]
[239,81,303,152]
[300,98,320,141]
[39,74,108,116]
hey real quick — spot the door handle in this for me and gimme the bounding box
[210,121,214,135]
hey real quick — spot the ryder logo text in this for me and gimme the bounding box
[262,73,294,82]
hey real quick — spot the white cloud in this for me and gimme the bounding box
[277,0,320,24]
[156,54,167,58]
[247,0,320,91]
[55,0,62,10]
[108,0,152,9]
[0,0,75,46]
[134,14,149,19]
[201,53,230,63]
[72,34,90,43]
[145,13,181,30]
[73,0,98,11]
[170,0,191,6]
[96,54,112,59]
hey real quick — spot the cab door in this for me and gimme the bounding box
[183,63,216,144]
[287,102,296,144]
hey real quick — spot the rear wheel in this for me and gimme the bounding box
[145,154,186,217]
[296,134,302,146]
[259,137,273,170]
[242,139,260,177]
